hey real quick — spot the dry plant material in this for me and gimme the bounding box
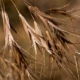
[0,0,38,80]
[0,0,80,80]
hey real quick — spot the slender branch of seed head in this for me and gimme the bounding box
[10,0,19,14]
[0,0,5,11]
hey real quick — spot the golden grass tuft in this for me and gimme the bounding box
[0,0,80,80]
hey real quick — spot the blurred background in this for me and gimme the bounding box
[0,0,80,80]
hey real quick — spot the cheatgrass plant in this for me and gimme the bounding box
[0,0,80,80]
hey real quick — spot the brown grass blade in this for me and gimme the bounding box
[1,10,14,47]
[32,36,37,74]
[34,20,42,37]
[47,20,80,38]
